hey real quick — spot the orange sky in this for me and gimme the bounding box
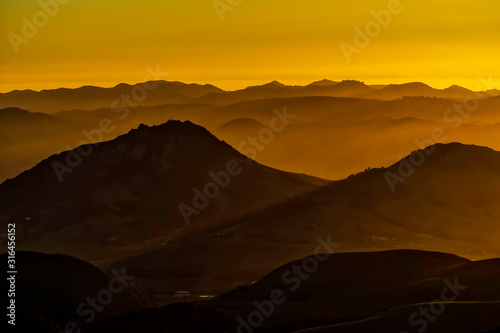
[1,0,499,92]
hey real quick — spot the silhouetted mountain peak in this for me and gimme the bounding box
[338,80,368,86]
[82,120,241,171]
[0,120,242,199]
[0,107,53,121]
[137,123,149,131]
[123,120,222,143]
[262,80,286,87]
[447,84,467,90]
[386,143,500,174]
[340,142,500,194]
[308,79,339,86]
[443,84,473,94]
[0,106,30,114]
[401,82,431,88]
[219,118,265,131]
[423,142,498,165]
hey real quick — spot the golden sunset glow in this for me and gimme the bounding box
[1,0,499,92]
[4,1,500,331]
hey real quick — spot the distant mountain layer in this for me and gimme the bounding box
[0,81,223,113]
[1,80,499,113]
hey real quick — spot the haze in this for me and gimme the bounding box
[1,0,500,92]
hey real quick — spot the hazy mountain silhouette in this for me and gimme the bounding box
[0,121,329,291]
[218,117,266,132]
[0,107,54,123]
[0,81,223,113]
[2,121,500,295]
[373,82,437,98]
[0,107,71,141]
[175,80,499,105]
[333,143,500,254]
[1,80,498,115]
[2,88,500,183]
[0,107,77,184]
[308,79,339,86]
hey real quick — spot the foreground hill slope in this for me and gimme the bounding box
[9,250,500,333]
[333,143,500,255]
[204,250,500,332]
[1,251,146,332]
[292,302,500,333]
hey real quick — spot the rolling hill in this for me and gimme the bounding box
[2,251,146,332]
[11,250,499,333]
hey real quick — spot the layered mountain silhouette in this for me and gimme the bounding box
[0,120,328,292]
[0,81,223,114]
[1,80,499,114]
[11,250,500,333]
[1,121,500,296]
[2,75,500,333]
[0,107,55,124]
[2,88,500,183]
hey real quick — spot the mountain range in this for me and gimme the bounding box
[2,80,500,333]
[2,121,500,296]
[2,84,500,183]
[1,80,499,114]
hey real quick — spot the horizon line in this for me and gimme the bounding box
[1,79,498,95]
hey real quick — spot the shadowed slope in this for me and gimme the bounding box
[2,122,500,294]
[2,251,146,332]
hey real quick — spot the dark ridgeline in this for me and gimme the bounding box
[6,250,500,333]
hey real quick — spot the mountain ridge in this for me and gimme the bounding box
[2,121,500,295]
[2,80,499,114]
